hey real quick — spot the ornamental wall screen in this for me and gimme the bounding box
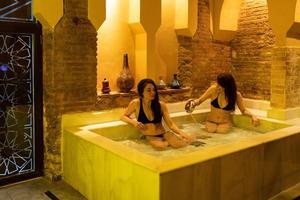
[0,0,43,186]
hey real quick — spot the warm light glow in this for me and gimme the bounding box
[97,0,135,91]
[128,0,147,83]
[175,0,188,29]
[129,0,140,23]
[134,33,147,82]
[155,0,178,84]
[268,0,296,45]
[33,0,63,28]
[296,0,300,21]
[174,0,197,36]
[220,0,242,30]
[106,0,119,20]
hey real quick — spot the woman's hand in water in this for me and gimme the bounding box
[251,116,260,126]
[180,132,195,142]
[135,122,146,130]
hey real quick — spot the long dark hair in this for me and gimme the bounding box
[137,79,162,119]
[217,73,237,110]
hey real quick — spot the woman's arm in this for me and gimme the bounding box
[161,102,193,141]
[121,99,145,130]
[236,92,259,125]
[193,84,215,106]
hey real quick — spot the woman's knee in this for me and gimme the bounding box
[205,123,217,133]
[216,125,231,134]
[169,140,187,148]
[148,140,168,150]
[164,132,187,148]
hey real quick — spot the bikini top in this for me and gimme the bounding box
[137,100,162,124]
[211,95,235,111]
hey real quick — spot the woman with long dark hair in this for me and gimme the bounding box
[121,78,193,149]
[185,73,259,133]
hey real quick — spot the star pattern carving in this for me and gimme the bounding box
[0,33,33,176]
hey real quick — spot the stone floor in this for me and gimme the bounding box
[0,178,86,200]
[1,177,300,200]
[270,182,300,200]
[1,178,300,200]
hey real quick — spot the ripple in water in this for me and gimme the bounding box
[118,122,260,158]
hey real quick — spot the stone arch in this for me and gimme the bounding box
[287,0,300,40]
[211,0,242,41]
[267,0,298,45]
[220,0,242,31]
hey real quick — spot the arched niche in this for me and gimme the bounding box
[97,0,136,91]
[174,0,198,37]
[211,0,242,41]
[286,0,300,44]
[268,0,298,46]
[97,0,162,92]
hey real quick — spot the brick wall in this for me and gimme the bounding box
[96,88,192,110]
[271,47,300,108]
[178,0,231,98]
[231,0,275,100]
[286,48,300,107]
[178,0,276,100]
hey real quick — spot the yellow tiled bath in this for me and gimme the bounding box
[62,103,300,200]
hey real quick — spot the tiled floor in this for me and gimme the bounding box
[0,178,86,200]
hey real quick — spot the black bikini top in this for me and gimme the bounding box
[211,95,235,111]
[137,100,162,124]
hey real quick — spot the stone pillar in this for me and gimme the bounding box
[231,0,275,100]
[42,0,98,180]
[42,23,63,181]
[268,47,300,120]
[54,0,97,113]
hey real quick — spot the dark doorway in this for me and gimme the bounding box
[0,1,43,186]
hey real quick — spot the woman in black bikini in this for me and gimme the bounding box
[121,79,193,149]
[186,73,259,134]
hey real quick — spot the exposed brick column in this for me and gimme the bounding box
[54,0,97,113]
[231,0,275,100]
[42,24,63,181]
[178,0,231,98]
[42,0,97,180]
[268,47,300,119]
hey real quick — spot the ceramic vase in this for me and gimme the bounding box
[117,54,135,93]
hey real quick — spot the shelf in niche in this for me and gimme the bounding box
[157,87,191,94]
[97,87,191,97]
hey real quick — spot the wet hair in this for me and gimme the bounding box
[217,73,237,110]
[137,79,162,119]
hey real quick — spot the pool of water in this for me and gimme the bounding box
[116,122,260,158]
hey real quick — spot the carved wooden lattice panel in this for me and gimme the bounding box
[0,33,34,176]
[0,0,32,22]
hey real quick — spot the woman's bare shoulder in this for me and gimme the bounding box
[128,98,139,107]
[206,84,217,94]
[209,83,217,89]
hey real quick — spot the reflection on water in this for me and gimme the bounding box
[116,122,260,158]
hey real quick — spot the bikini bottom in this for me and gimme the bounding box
[206,120,232,126]
[140,133,166,140]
